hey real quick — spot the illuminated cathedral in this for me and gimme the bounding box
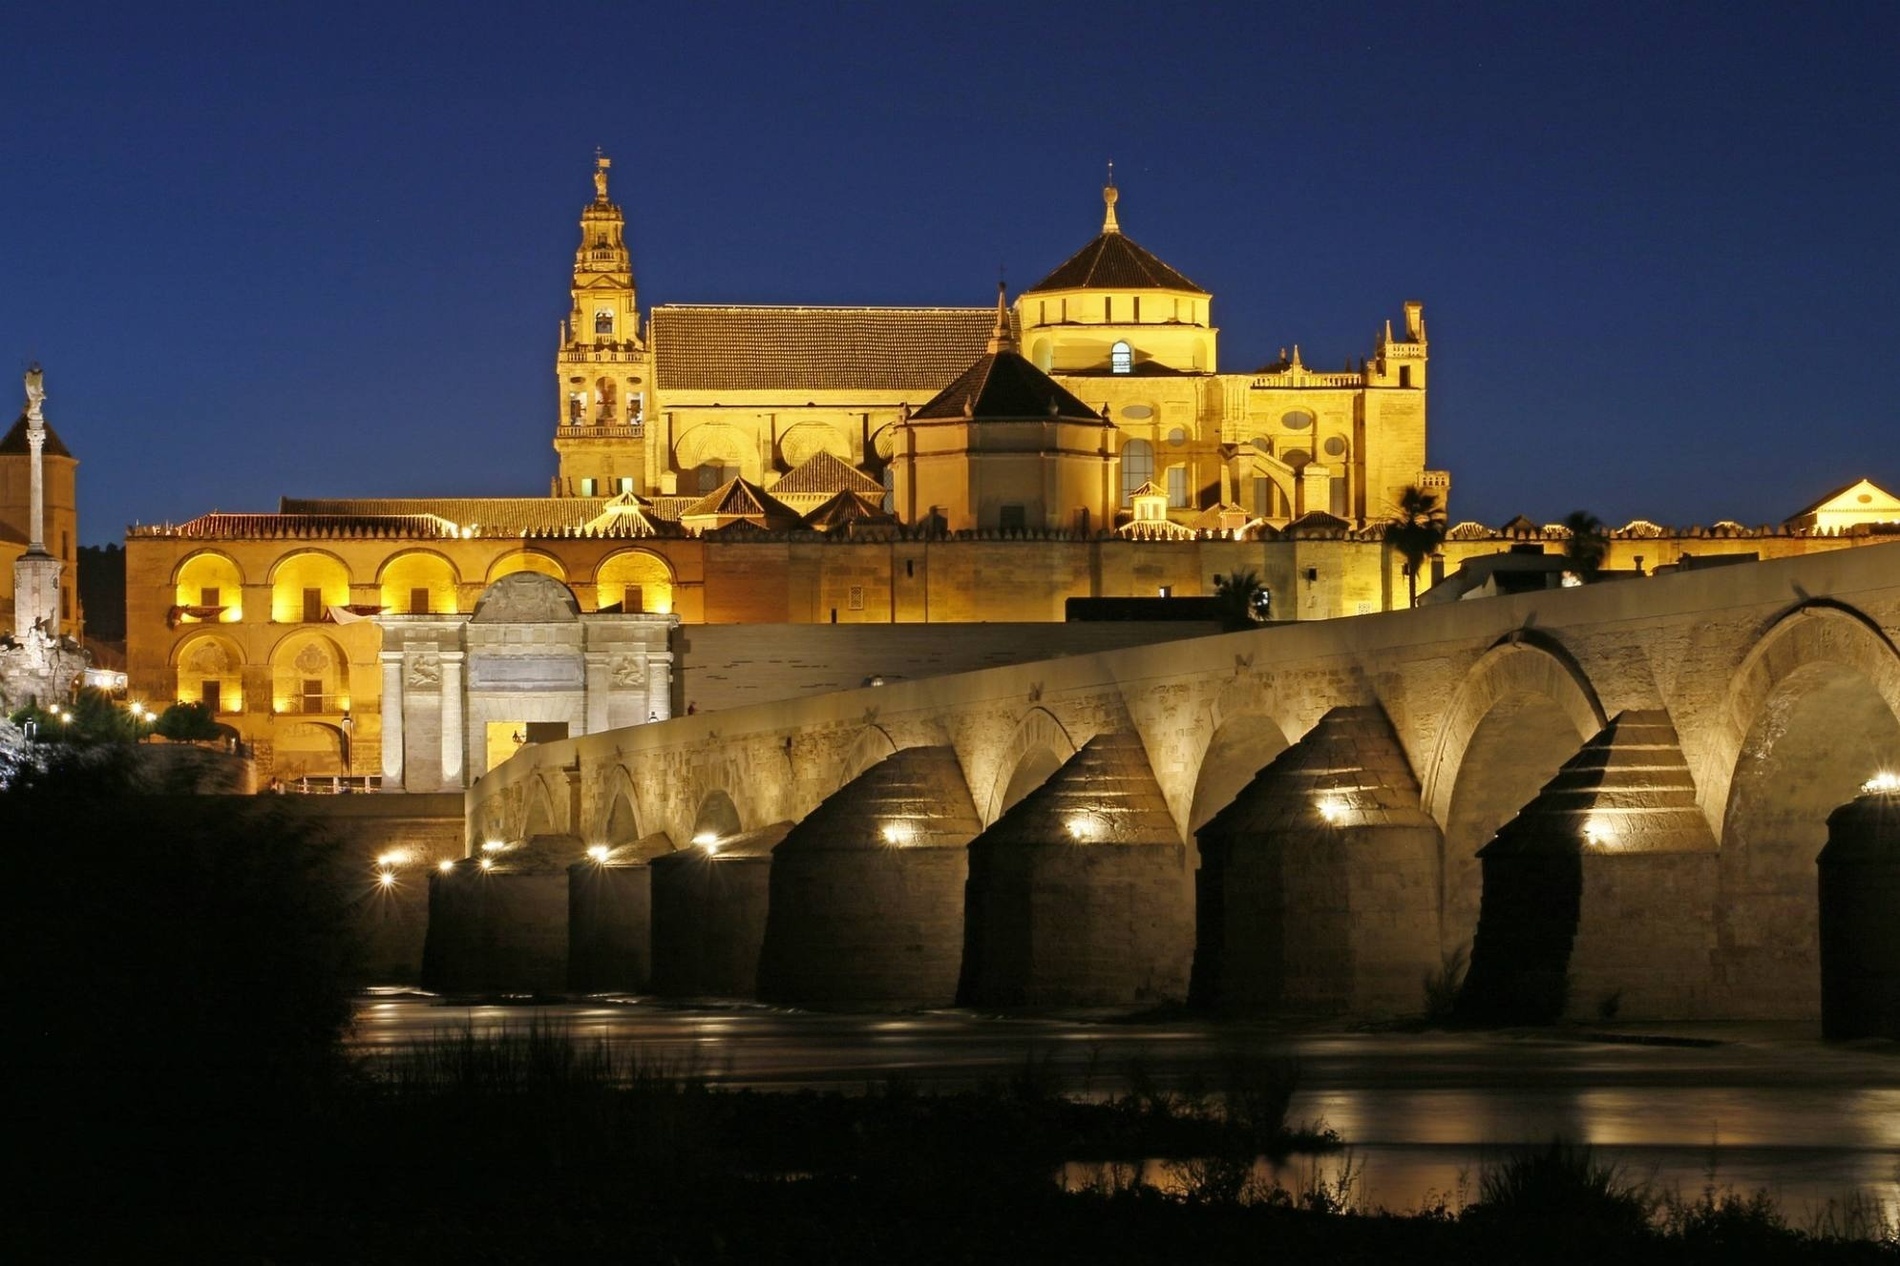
[120,156,1891,784]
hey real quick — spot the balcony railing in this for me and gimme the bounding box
[557,423,645,439]
[276,694,352,716]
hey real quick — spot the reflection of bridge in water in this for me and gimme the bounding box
[434,542,1900,1029]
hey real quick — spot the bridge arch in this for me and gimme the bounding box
[521,775,560,841]
[691,787,744,843]
[983,707,1078,825]
[1187,675,1299,834]
[1422,633,1608,953]
[1713,601,1900,1017]
[836,725,899,790]
[593,763,648,849]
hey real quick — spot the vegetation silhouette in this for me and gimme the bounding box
[1384,484,1447,606]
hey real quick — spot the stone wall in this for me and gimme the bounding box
[676,620,1223,714]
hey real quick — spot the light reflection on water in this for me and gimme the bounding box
[351,995,1900,1216]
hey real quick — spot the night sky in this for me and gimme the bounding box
[4,1,1895,544]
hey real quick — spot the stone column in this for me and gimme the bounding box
[584,651,612,735]
[380,651,405,789]
[440,651,465,788]
[646,650,673,721]
[26,424,44,554]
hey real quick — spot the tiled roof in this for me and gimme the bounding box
[1283,511,1353,535]
[139,513,466,539]
[802,489,897,531]
[679,477,802,530]
[280,497,608,534]
[1024,232,1204,295]
[771,450,885,496]
[0,415,73,457]
[581,493,661,537]
[645,496,698,522]
[650,305,1014,392]
[910,350,1107,422]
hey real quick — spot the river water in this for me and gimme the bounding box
[350,992,1900,1221]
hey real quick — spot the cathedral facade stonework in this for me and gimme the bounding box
[553,155,1443,533]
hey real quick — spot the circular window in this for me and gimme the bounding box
[1168,428,1188,447]
[1858,493,1874,504]
[1281,411,1315,431]
[1121,404,1154,420]
[1251,437,1273,455]
[1284,448,1311,470]
[1323,436,1347,457]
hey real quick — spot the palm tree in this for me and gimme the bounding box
[1383,485,1446,607]
[1211,570,1268,631]
[1562,510,1609,578]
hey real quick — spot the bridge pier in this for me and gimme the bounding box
[649,824,789,999]
[569,860,652,992]
[758,747,979,1010]
[420,835,580,995]
[958,732,1192,1008]
[1461,713,1718,1023]
[1818,786,1900,1039]
[1190,707,1441,1016]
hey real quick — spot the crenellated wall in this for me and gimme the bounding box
[459,542,1900,1021]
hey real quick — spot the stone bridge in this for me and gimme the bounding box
[440,542,1900,1027]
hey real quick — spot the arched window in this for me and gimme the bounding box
[594,311,614,335]
[1121,439,1154,505]
[696,462,736,493]
[1111,341,1132,374]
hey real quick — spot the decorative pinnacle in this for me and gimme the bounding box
[1103,161,1120,234]
[986,282,1016,354]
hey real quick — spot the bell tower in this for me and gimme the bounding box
[554,152,650,497]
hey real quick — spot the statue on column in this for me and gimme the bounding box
[24,363,45,421]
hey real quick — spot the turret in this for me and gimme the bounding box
[554,153,652,498]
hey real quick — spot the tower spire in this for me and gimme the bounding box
[593,150,611,201]
[1102,161,1119,234]
[986,282,1015,354]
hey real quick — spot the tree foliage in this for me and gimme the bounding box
[1562,510,1610,578]
[155,698,223,741]
[1383,485,1447,606]
[1211,570,1270,631]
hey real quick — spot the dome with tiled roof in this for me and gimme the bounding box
[1024,181,1205,296]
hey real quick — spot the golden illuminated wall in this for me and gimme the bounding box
[126,522,1884,784]
[1018,289,1215,374]
[174,551,246,621]
[270,552,351,623]
[379,551,461,615]
[270,631,352,716]
[173,631,245,712]
[485,550,567,585]
[594,549,673,613]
